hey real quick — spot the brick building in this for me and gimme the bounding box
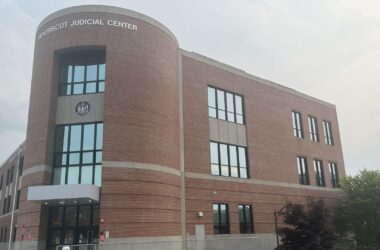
[0,5,345,250]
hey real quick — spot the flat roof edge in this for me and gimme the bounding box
[0,141,25,169]
[37,5,178,45]
[181,50,335,108]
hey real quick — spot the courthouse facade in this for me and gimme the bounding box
[0,5,345,250]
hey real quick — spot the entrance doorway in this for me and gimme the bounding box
[47,205,99,250]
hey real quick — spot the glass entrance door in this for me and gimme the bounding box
[47,205,100,250]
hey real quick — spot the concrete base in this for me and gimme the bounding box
[13,240,46,250]
[100,234,277,250]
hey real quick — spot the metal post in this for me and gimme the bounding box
[8,145,22,250]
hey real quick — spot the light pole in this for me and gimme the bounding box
[274,206,286,247]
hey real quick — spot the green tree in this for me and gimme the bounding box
[335,170,380,249]
[275,199,336,250]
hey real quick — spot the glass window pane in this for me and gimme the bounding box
[208,87,216,108]
[81,166,93,184]
[210,142,219,164]
[74,65,85,82]
[83,124,95,150]
[82,152,94,164]
[50,207,64,227]
[96,124,103,150]
[64,229,74,244]
[218,110,226,120]
[229,146,237,167]
[217,90,225,110]
[65,207,77,227]
[209,107,217,118]
[220,144,228,165]
[55,126,69,152]
[227,112,235,122]
[53,167,66,185]
[67,65,73,83]
[70,125,82,151]
[220,205,227,224]
[73,83,84,94]
[69,153,80,165]
[221,165,229,176]
[238,147,246,167]
[240,168,247,178]
[66,84,72,95]
[67,166,79,184]
[235,96,243,114]
[98,81,105,92]
[231,166,238,177]
[86,82,97,93]
[78,206,91,226]
[211,164,220,175]
[236,114,243,124]
[55,153,67,166]
[226,93,234,112]
[50,230,61,245]
[94,165,102,186]
[98,64,106,80]
[86,65,97,81]
[96,151,102,163]
[92,205,100,225]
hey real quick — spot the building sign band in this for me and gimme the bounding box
[37,17,138,40]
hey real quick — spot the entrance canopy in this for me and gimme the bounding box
[27,184,100,206]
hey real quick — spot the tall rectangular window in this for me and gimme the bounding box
[16,190,20,210]
[213,203,229,234]
[9,166,14,184]
[59,50,106,96]
[210,142,248,179]
[239,204,253,233]
[19,157,24,176]
[329,162,339,188]
[0,175,3,190]
[314,160,325,187]
[297,157,309,185]
[323,120,334,145]
[5,169,9,186]
[208,86,244,124]
[53,122,103,186]
[308,116,319,142]
[292,111,303,138]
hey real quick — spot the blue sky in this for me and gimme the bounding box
[1,0,379,175]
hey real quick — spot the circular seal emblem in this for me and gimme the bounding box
[75,101,90,116]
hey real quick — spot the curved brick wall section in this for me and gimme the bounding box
[19,5,181,247]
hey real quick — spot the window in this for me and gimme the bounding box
[16,190,20,209]
[6,195,11,214]
[323,120,334,145]
[0,175,3,190]
[210,142,248,178]
[59,50,106,96]
[213,203,229,234]
[208,86,244,124]
[297,157,309,185]
[2,197,7,214]
[53,122,103,186]
[308,116,319,142]
[292,111,303,138]
[48,205,100,249]
[314,160,325,187]
[329,162,339,188]
[19,157,24,176]
[239,204,253,233]
[6,169,10,186]
[9,166,14,184]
